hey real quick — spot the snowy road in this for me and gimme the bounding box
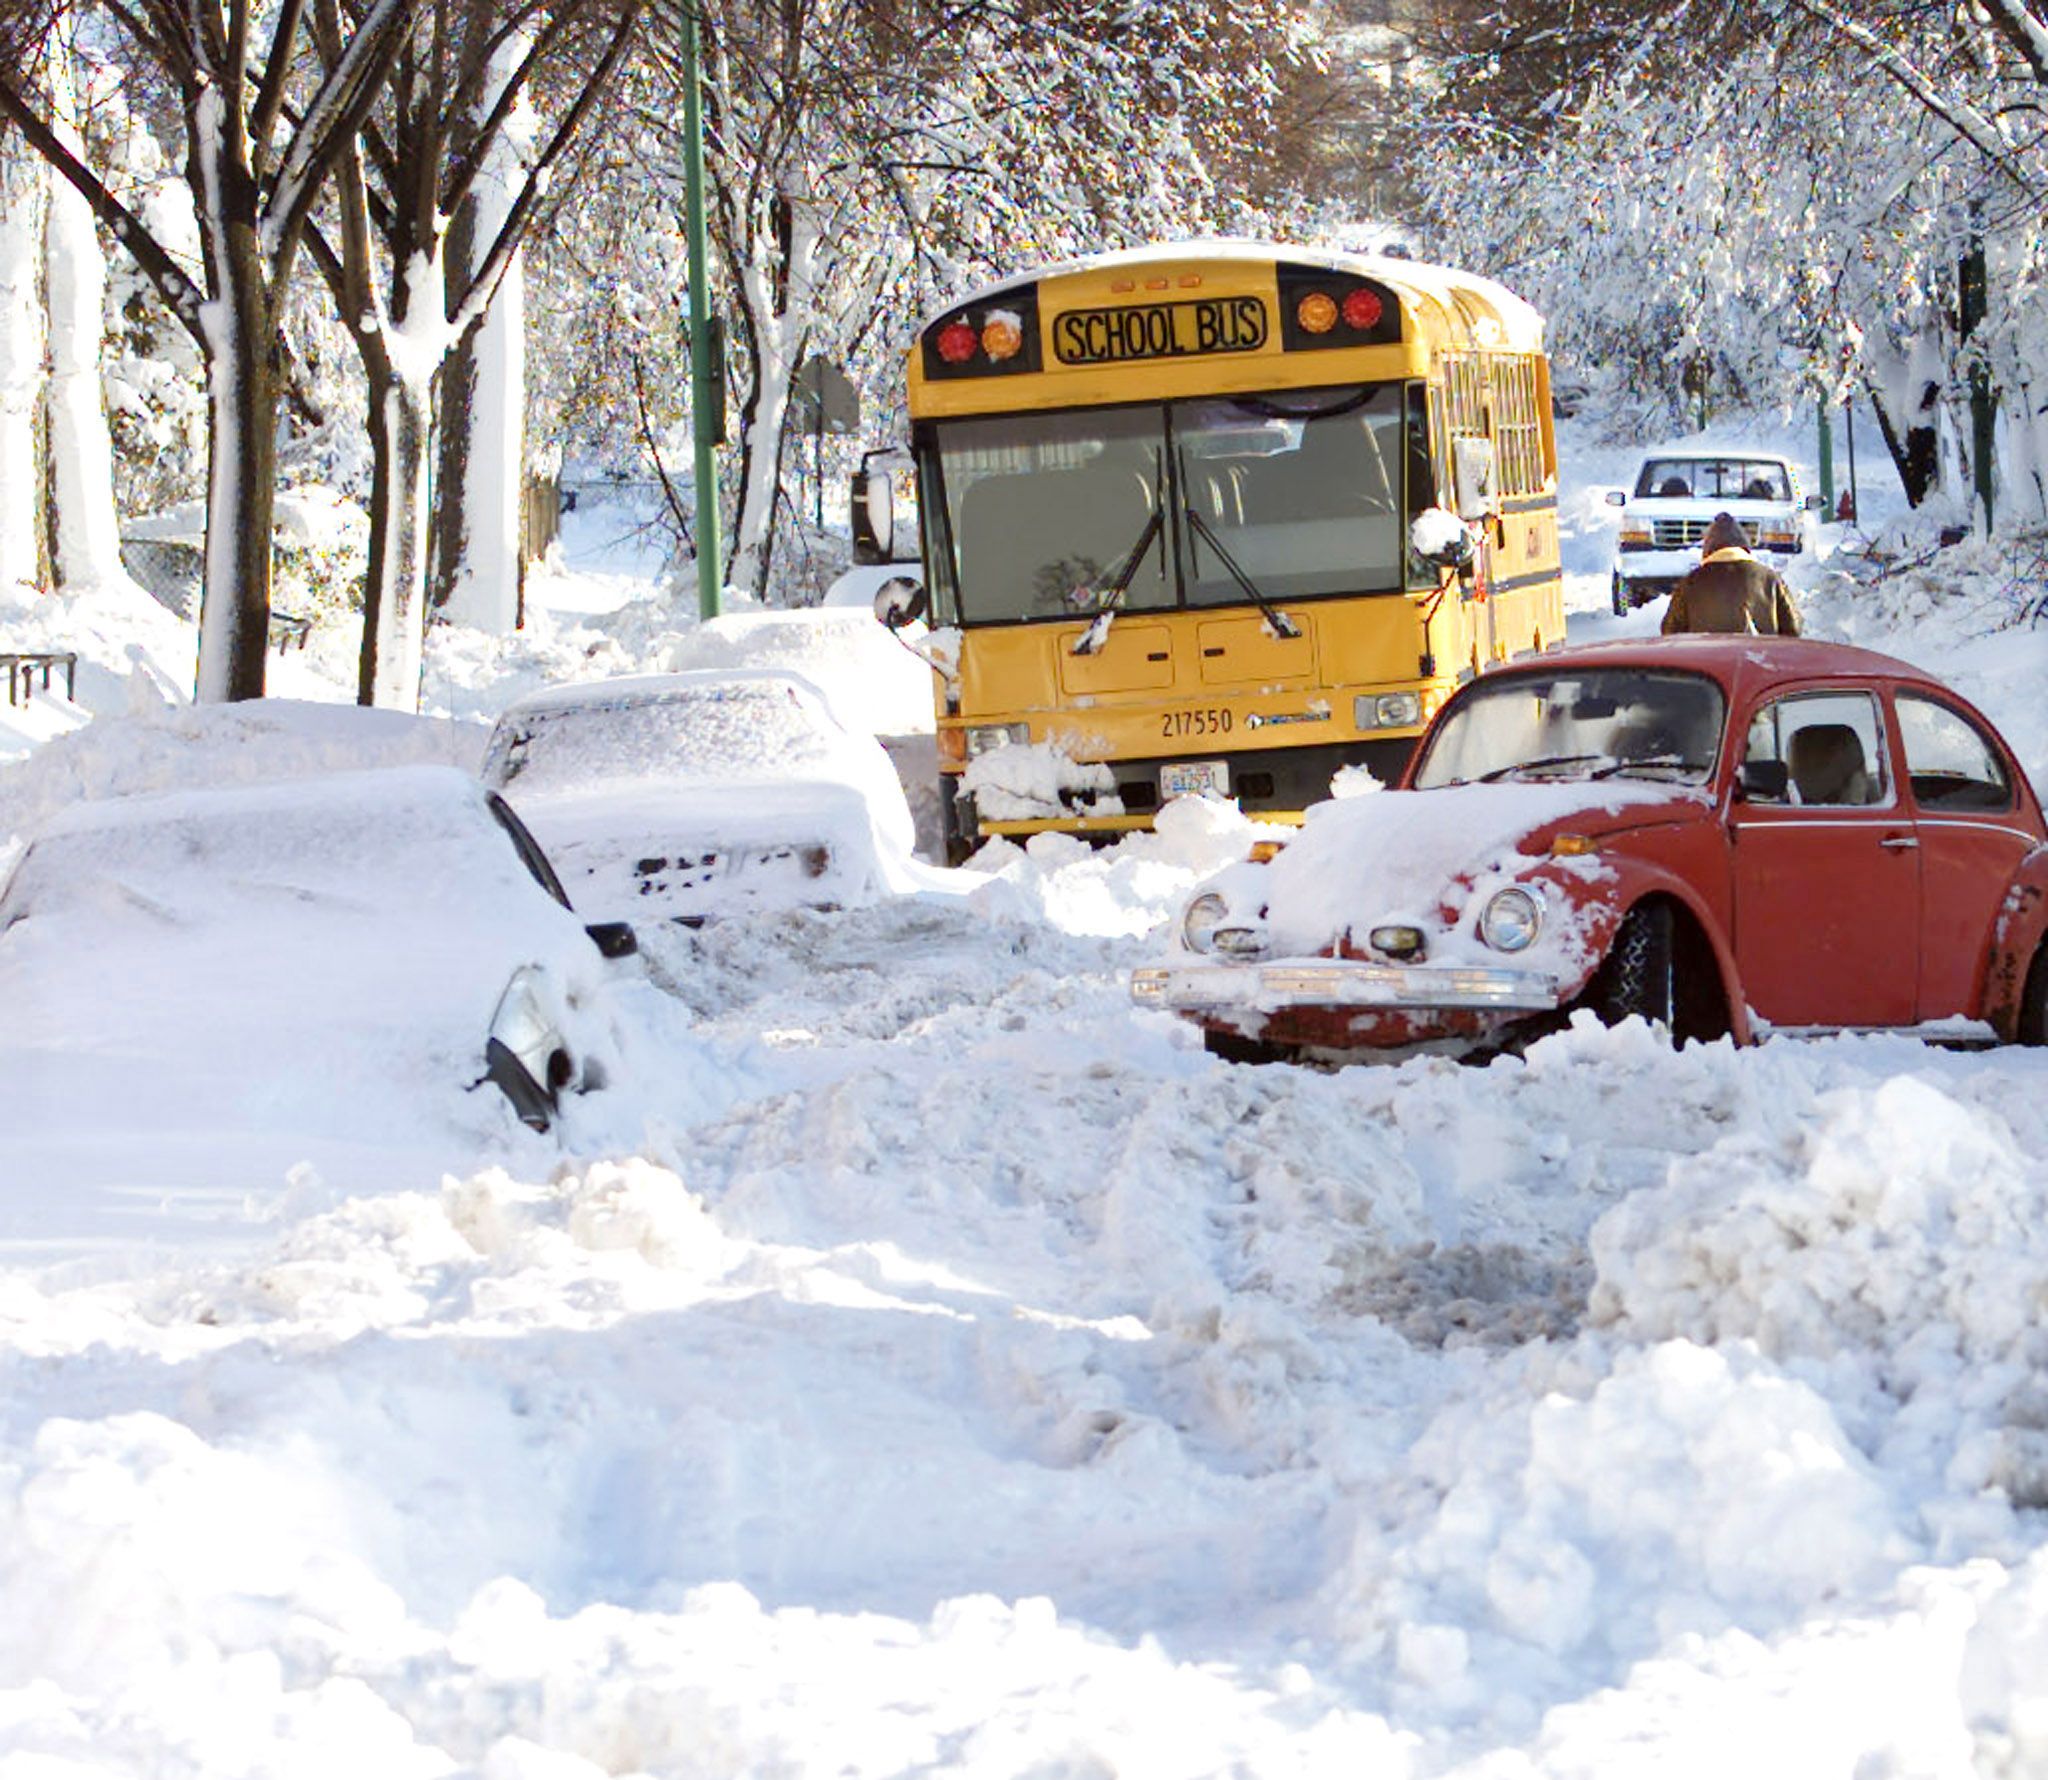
[11,827,2048,1773]
[11,420,2048,1773]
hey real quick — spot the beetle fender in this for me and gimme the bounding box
[1983,846,2048,1038]
[1561,860,1750,1043]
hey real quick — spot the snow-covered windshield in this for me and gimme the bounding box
[924,383,1420,624]
[1412,668,1727,789]
[1634,458,1792,502]
[483,682,839,794]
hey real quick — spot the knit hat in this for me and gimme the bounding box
[1699,511,1750,556]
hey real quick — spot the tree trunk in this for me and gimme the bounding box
[192,95,276,703]
[727,246,796,599]
[42,47,124,592]
[432,39,534,634]
[359,368,434,708]
[0,148,42,600]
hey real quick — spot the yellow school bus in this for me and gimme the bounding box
[873,239,1563,860]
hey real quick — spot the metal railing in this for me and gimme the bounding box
[3,651,78,707]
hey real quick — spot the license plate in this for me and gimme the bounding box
[1160,759,1229,800]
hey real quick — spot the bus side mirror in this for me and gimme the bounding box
[851,469,894,564]
[1409,507,1475,571]
[873,575,929,630]
[1805,494,1826,511]
[1452,437,1498,522]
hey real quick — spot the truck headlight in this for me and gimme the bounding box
[1355,692,1423,730]
[1480,887,1542,952]
[966,723,1030,757]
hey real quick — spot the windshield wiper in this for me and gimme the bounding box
[1591,754,1702,779]
[1476,754,1604,782]
[1184,507,1300,640]
[1069,502,1166,655]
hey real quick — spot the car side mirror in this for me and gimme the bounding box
[873,575,929,630]
[1737,759,1789,801]
[1605,489,1628,507]
[1804,494,1826,511]
[485,965,571,1132]
[584,920,638,959]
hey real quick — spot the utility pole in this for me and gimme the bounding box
[1817,396,1834,513]
[681,0,721,619]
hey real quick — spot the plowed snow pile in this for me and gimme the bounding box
[10,440,2048,1775]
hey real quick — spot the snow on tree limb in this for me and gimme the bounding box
[0,69,207,342]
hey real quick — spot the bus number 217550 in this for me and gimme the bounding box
[1161,708,1234,740]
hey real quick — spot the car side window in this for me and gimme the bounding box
[1896,694,2012,811]
[1743,691,1890,807]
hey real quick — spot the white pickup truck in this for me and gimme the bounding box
[1606,450,1823,614]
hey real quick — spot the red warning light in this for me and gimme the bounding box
[1342,288,1383,330]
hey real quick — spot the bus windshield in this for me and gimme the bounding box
[924,384,1413,625]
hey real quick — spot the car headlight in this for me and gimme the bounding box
[966,723,1030,757]
[1182,891,1231,954]
[1479,887,1542,952]
[1355,691,1423,730]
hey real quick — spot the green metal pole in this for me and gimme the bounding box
[1817,396,1834,512]
[682,0,721,619]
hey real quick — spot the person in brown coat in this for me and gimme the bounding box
[1661,512,1802,635]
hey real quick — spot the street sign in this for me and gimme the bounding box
[791,358,860,434]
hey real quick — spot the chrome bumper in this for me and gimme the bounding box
[1130,958,1561,1014]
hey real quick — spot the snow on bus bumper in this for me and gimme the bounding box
[1129,958,1562,1014]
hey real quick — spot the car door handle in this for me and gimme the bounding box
[1879,834,1919,851]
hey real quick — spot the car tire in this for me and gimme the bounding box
[1588,901,1679,1036]
[1203,1025,1299,1066]
[2021,944,2048,1046]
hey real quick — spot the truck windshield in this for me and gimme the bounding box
[923,384,1412,625]
[1635,459,1792,502]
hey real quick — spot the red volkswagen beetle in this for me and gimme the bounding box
[1132,637,2048,1060]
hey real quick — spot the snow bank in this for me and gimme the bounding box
[0,695,483,848]
[663,608,936,738]
[1590,1074,2048,1503]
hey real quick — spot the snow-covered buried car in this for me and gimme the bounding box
[480,669,919,925]
[1606,450,1822,613]
[0,766,630,1216]
[1133,637,2048,1061]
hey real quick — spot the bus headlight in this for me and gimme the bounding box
[1356,692,1423,730]
[1480,887,1542,952]
[966,723,1030,757]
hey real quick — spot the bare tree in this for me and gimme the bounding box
[0,0,419,699]
[302,0,637,707]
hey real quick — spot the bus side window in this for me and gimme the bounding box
[1405,384,1436,514]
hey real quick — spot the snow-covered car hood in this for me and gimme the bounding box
[0,766,625,1232]
[511,776,909,921]
[1182,780,1705,967]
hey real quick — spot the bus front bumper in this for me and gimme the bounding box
[1130,959,1562,1014]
